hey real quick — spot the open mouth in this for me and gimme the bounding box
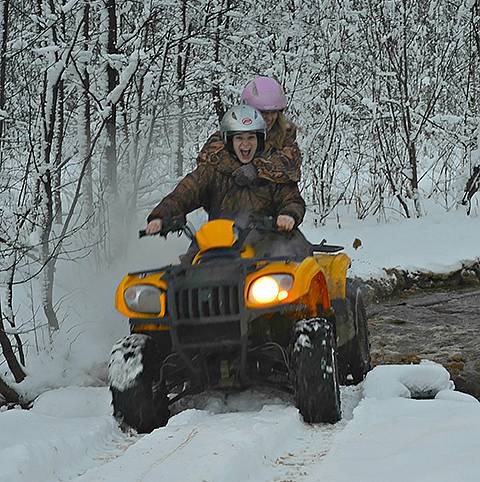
[239,148,253,161]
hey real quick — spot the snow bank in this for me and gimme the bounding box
[309,363,480,482]
[314,395,480,482]
[303,206,480,279]
[363,360,453,399]
[31,386,113,417]
[435,389,479,404]
[0,388,132,482]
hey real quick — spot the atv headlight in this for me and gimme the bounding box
[248,274,294,304]
[124,285,164,314]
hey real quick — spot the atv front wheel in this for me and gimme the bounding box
[292,318,341,424]
[108,334,169,433]
[345,280,371,384]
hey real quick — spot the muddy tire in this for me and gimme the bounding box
[345,280,371,384]
[291,318,341,424]
[108,334,169,433]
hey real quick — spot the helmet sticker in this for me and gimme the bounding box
[242,117,252,125]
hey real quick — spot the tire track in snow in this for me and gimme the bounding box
[70,386,363,482]
[133,428,199,482]
[270,423,343,482]
[269,385,363,482]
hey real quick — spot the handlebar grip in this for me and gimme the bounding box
[138,229,166,239]
[139,215,186,239]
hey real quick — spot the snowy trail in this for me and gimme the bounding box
[0,385,358,482]
[68,386,362,482]
[2,364,479,482]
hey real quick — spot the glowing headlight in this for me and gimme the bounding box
[124,285,163,314]
[248,274,294,304]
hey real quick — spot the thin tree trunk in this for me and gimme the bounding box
[175,0,191,177]
[0,0,9,168]
[39,23,60,331]
[6,253,25,365]
[0,299,25,383]
[53,79,64,224]
[105,0,118,195]
[80,1,93,213]
[210,2,227,123]
[176,98,184,177]
[0,376,20,404]
[473,0,480,172]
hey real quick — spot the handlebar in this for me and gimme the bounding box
[139,215,189,239]
[139,215,344,253]
[139,215,279,240]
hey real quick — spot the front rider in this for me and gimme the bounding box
[145,105,305,242]
[197,76,302,186]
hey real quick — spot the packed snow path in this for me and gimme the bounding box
[71,386,362,482]
[1,363,479,482]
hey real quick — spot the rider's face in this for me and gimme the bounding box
[232,132,258,163]
[260,110,279,131]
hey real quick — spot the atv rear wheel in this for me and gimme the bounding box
[108,334,169,433]
[344,280,371,384]
[291,318,341,424]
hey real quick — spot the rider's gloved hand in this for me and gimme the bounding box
[146,219,162,235]
[232,163,258,187]
[276,215,295,232]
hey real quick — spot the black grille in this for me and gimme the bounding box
[174,284,240,320]
[177,322,241,346]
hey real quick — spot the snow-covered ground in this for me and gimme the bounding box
[1,206,480,482]
[2,363,479,482]
[303,205,480,279]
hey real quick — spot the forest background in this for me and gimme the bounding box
[0,0,479,401]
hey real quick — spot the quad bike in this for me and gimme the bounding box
[108,217,370,433]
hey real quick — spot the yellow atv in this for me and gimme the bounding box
[108,217,370,433]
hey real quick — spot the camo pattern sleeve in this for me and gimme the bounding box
[254,123,302,184]
[273,181,306,227]
[147,165,212,223]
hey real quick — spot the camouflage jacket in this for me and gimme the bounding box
[147,151,305,228]
[196,123,301,184]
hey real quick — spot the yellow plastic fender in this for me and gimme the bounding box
[314,253,351,300]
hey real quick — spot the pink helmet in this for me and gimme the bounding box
[240,76,287,111]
